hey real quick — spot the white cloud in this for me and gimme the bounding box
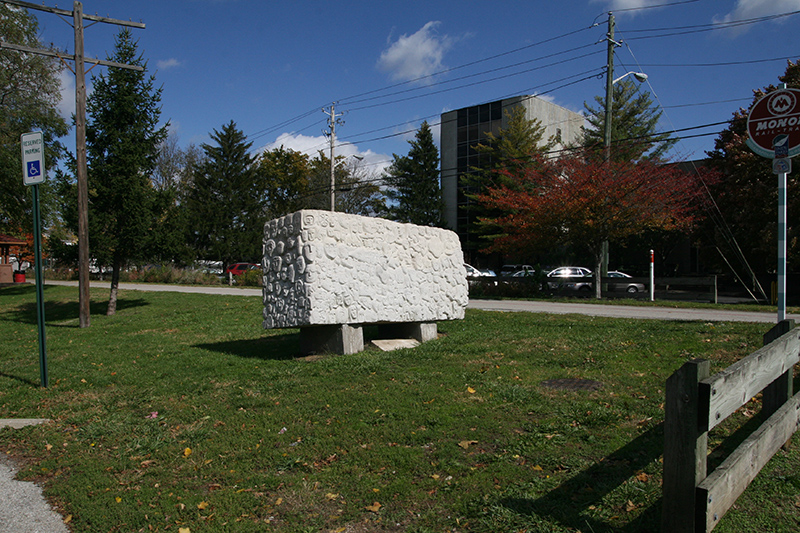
[57,69,75,120]
[376,21,454,83]
[713,0,800,28]
[157,58,182,70]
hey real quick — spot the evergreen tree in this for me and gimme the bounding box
[0,4,68,235]
[85,29,167,315]
[462,106,553,260]
[185,121,260,268]
[383,121,444,226]
[583,79,675,162]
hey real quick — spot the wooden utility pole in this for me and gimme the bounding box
[0,0,145,327]
[323,103,344,211]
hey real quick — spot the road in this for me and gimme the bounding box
[43,280,795,324]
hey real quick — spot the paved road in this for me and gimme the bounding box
[44,280,793,324]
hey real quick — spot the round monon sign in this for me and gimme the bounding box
[746,87,800,158]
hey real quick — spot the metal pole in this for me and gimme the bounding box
[778,170,787,322]
[32,184,48,387]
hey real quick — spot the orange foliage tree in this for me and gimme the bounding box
[475,153,713,298]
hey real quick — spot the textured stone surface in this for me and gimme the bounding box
[263,210,468,329]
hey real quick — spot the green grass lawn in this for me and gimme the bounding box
[0,284,798,532]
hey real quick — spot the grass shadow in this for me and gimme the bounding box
[195,332,300,361]
[0,370,40,387]
[0,290,150,327]
[500,422,665,532]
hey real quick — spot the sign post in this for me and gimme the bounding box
[746,85,800,323]
[21,131,48,388]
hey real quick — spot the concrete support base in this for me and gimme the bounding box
[299,322,438,355]
[378,322,438,342]
[300,324,364,355]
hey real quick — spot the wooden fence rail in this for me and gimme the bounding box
[662,320,800,532]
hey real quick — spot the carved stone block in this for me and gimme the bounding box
[263,210,467,330]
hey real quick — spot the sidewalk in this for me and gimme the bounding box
[0,420,68,533]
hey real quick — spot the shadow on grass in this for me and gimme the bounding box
[0,370,40,387]
[500,422,665,532]
[0,287,149,327]
[196,333,300,361]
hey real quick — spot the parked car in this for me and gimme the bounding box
[607,271,646,294]
[225,263,260,276]
[547,266,592,291]
[500,264,534,277]
[465,263,497,278]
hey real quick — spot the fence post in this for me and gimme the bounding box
[762,320,795,423]
[662,359,710,533]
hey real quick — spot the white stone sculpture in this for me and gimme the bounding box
[262,210,468,332]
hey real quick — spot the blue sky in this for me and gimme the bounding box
[33,0,800,175]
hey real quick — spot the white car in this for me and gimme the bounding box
[547,266,592,291]
[465,264,495,278]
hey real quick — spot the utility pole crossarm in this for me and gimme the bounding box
[1,0,145,28]
[0,40,144,71]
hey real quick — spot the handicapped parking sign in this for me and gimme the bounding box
[21,131,45,185]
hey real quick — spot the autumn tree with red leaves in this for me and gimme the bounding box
[476,153,711,298]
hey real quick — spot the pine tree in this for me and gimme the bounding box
[462,106,553,260]
[583,79,675,162]
[85,29,167,315]
[185,121,260,269]
[383,121,444,226]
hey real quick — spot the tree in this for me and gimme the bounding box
[185,121,260,268]
[307,153,384,216]
[703,60,800,277]
[476,153,708,298]
[85,29,167,315]
[383,121,444,226]
[583,79,676,163]
[253,145,310,220]
[461,106,554,259]
[0,4,68,236]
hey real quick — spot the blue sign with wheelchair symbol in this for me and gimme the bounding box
[27,160,41,178]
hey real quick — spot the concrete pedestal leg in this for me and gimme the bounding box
[377,322,438,342]
[299,324,364,355]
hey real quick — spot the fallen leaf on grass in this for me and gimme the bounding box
[325,493,339,500]
[636,472,649,483]
[458,440,478,449]
[532,465,543,471]
[467,387,476,394]
[179,529,191,533]
[183,448,192,457]
[365,502,382,513]
[626,500,637,512]
[197,501,209,510]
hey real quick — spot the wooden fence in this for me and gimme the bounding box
[662,320,800,532]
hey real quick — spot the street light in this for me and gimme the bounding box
[600,67,648,295]
[613,71,648,85]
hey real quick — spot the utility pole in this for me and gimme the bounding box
[600,11,618,298]
[0,0,145,327]
[323,103,344,211]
